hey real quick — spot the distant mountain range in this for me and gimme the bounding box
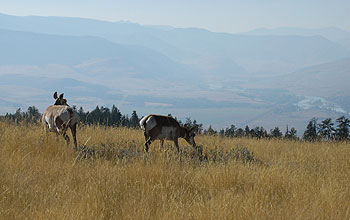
[243,27,350,49]
[1,13,349,75]
[0,12,350,133]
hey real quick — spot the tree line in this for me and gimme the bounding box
[302,117,350,141]
[1,105,349,142]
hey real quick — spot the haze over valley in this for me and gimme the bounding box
[1,12,350,132]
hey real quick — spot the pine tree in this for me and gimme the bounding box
[77,107,86,124]
[303,118,318,141]
[205,125,216,136]
[111,105,122,126]
[27,106,40,123]
[90,106,101,125]
[100,106,111,125]
[225,125,236,137]
[185,117,193,127]
[130,110,139,128]
[244,125,250,137]
[192,120,203,134]
[318,118,335,141]
[270,127,282,138]
[289,127,298,140]
[285,125,290,138]
[335,116,350,141]
[235,128,245,137]
[253,126,266,139]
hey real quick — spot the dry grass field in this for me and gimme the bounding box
[0,121,349,219]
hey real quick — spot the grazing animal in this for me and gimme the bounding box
[42,92,78,149]
[139,114,196,152]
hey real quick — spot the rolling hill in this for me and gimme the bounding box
[1,13,350,133]
[243,27,350,49]
[1,13,349,75]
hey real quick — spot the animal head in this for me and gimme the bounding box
[183,125,196,147]
[53,91,68,106]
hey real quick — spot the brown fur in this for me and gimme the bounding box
[140,114,196,152]
[42,92,78,149]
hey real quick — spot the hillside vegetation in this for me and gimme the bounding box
[0,121,349,219]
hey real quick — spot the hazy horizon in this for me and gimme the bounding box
[1,9,350,132]
[1,0,350,33]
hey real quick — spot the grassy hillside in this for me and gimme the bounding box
[0,121,349,219]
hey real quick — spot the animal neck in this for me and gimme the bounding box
[179,127,188,139]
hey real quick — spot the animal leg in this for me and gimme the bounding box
[43,122,50,142]
[70,123,77,150]
[145,137,153,152]
[174,138,180,152]
[63,133,70,146]
[160,139,164,149]
[55,117,70,146]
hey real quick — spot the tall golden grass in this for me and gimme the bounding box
[0,121,349,219]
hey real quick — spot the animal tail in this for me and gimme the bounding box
[139,115,149,130]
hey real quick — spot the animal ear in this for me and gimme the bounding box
[53,91,58,99]
[59,93,64,99]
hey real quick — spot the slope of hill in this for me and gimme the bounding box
[1,13,350,75]
[280,58,350,97]
[242,58,350,116]
[0,28,201,83]
[281,58,350,113]
[243,27,350,49]
[1,13,350,132]
[0,73,121,113]
[152,28,350,74]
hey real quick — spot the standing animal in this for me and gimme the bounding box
[42,92,78,149]
[139,114,196,152]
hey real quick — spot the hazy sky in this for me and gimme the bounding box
[1,0,349,33]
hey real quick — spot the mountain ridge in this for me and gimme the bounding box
[1,13,349,75]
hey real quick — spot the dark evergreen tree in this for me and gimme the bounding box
[99,106,110,125]
[205,125,217,135]
[26,106,40,123]
[318,118,335,141]
[77,107,85,121]
[219,129,225,136]
[285,125,290,139]
[270,127,282,138]
[253,126,266,139]
[335,116,350,141]
[289,127,298,140]
[120,115,129,127]
[14,108,22,123]
[89,106,101,124]
[130,110,139,128]
[111,105,122,126]
[303,118,318,141]
[244,125,250,137]
[235,128,245,137]
[185,117,192,126]
[192,120,203,134]
[225,125,236,137]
